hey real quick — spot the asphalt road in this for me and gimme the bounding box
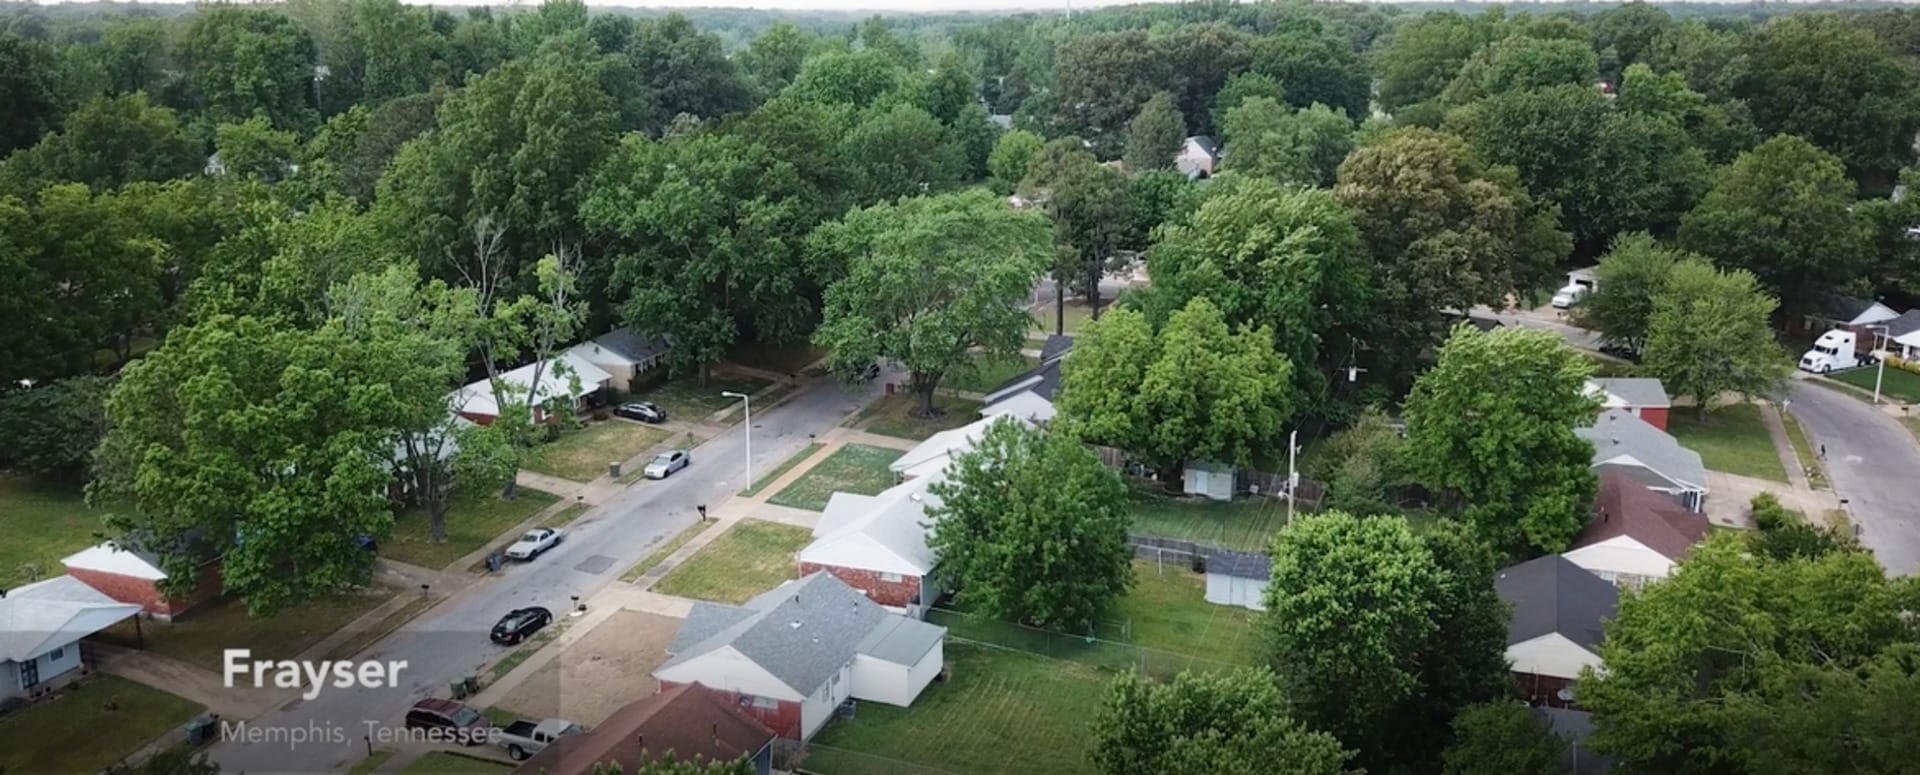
[208,376,878,774]
[1783,380,1920,576]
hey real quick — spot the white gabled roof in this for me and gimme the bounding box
[62,542,167,580]
[0,576,142,662]
[449,353,612,418]
[888,415,1029,479]
[980,390,1055,423]
[799,477,940,577]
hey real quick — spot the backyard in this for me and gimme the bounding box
[652,519,812,604]
[767,444,905,511]
[521,420,672,482]
[1667,404,1787,482]
[0,675,204,775]
[386,489,559,570]
[1128,493,1287,553]
[1829,364,1920,404]
[849,393,982,441]
[0,475,102,586]
[804,643,1104,775]
[97,588,396,670]
[1028,301,1097,336]
[942,353,1041,394]
[630,374,771,422]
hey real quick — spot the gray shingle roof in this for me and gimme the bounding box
[1187,135,1219,156]
[589,327,672,362]
[1495,555,1619,651]
[1576,409,1707,490]
[854,614,946,666]
[1589,378,1671,409]
[1883,309,1920,339]
[1204,548,1270,581]
[985,335,1072,408]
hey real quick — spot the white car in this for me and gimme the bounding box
[1550,283,1589,309]
[504,528,564,560]
[644,450,691,479]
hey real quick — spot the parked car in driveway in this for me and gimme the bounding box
[405,698,493,745]
[498,717,585,761]
[644,450,690,479]
[615,401,666,423]
[490,606,553,645]
[504,528,564,561]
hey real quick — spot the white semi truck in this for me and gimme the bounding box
[1798,329,1879,373]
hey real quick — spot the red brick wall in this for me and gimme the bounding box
[1638,407,1669,432]
[798,562,921,609]
[67,562,221,620]
[659,681,804,740]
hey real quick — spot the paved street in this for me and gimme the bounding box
[1783,380,1920,576]
[208,376,878,774]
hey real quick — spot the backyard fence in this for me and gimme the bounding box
[924,606,1245,682]
[1128,534,1208,571]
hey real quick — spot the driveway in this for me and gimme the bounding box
[1783,381,1920,576]
[206,376,878,774]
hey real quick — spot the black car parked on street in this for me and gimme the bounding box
[490,606,553,645]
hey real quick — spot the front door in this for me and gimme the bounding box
[19,657,40,689]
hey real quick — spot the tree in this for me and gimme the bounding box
[987,129,1044,194]
[926,418,1133,629]
[1052,306,1156,452]
[1403,325,1599,553]
[1249,25,1371,124]
[1209,71,1285,132]
[1045,157,1135,323]
[624,13,754,130]
[1736,14,1920,179]
[1335,126,1568,388]
[738,22,812,93]
[212,116,298,182]
[0,92,199,193]
[182,5,319,131]
[1642,260,1787,414]
[1122,92,1184,172]
[1053,31,1175,155]
[810,189,1050,416]
[91,315,400,615]
[0,376,111,481]
[1592,2,1675,75]
[1747,492,1859,561]
[1092,669,1355,775]
[1580,533,1920,775]
[1374,11,1504,111]
[1571,232,1686,354]
[1678,135,1870,320]
[1307,407,1411,516]
[0,31,62,156]
[840,103,964,205]
[783,49,904,109]
[1443,35,1599,104]
[1441,702,1566,775]
[1615,63,1759,165]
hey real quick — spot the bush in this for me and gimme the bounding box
[1887,355,1920,375]
[1750,492,1790,531]
[591,409,610,421]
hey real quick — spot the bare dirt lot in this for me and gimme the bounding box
[494,609,680,725]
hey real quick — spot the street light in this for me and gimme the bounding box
[722,391,752,485]
[1867,324,1892,404]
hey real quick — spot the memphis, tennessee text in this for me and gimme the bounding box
[220,719,504,748]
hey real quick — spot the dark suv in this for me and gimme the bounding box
[490,606,553,645]
[404,698,492,745]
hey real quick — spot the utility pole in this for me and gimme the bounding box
[723,391,752,485]
[1286,429,1299,525]
[1869,324,1891,404]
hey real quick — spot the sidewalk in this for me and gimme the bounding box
[1756,402,1814,490]
[96,645,292,718]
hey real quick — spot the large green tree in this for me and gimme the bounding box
[182,5,319,131]
[1641,259,1788,414]
[987,129,1044,194]
[1373,11,1505,111]
[1570,232,1686,354]
[1736,14,1920,178]
[1678,134,1870,320]
[1092,668,1355,775]
[1221,98,1354,187]
[1249,25,1371,124]
[0,92,199,194]
[1441,701,1566,775]
[810,189,1050,415]
[1403,325,1599,553]
[0,31,62,156]
[0,376,111,481]
[1122,91,1184,172]
[927,418,1133,629]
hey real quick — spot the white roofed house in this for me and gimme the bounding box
[565,328,673,393]
[450,353,612,426]
[1575,409,1710,513]
[981,335,1072,425]
[0,576,142,700]
[1176,135,1220,178]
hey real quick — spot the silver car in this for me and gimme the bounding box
[643,450,690,479]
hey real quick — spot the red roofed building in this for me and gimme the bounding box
[1564,474,1711,588]
[513,683,776,775]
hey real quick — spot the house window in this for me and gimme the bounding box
[19,658,39,689]
[751,695,779,710]
[48,647,64,661]
[880,572,903,583]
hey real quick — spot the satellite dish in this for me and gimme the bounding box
[1556,687,1577,703]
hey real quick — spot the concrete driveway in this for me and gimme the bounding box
[1783,381,1920,576]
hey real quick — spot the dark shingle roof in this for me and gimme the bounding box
[513,683,774,775]
[985,335,1072,407]
[1204,549,1270,581]
[1884,309,1920,339]
[1187,135,1219,156]
[1495,555,1619,651]
[589,327,672,362]
[1577,473,1709,561]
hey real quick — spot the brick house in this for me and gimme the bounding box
[60,539,221,621]
[654,573,946,741]
[797,476,941,615]
[1495,555,1619,708]
[1584,377,1672,431]
[448,353,611,426]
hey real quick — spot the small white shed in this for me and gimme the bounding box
[1184,461,1236,502]
[1203,549,1270,611]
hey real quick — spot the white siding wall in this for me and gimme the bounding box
[1507,633,1603,680]
[903,638,943,703]
[850,656,908,706]
[36,644,81,685]
[1563,536,1675,585]
[799,662,854,740]
[0,659,20,700]
[654,647,803,703]
[1204,574,1268,611]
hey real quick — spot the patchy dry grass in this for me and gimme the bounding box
[653,520,811,604]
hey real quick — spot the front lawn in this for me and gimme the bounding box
[1829,364,1920,404]
[652,520,812,604]
[766,444,905,512]
[1029,301,1097,336]
[0,675,204,775]
[630,375,772,422]
[725,341,826,374]
[98,589,394,670]
[1666,404,1787,482]
[1129,494,1286,553]
[942,354,1041,394]
[619,520,710,582]
[849,393,982,441]
[805,643,1103,775]
[742,443,824,497]
[521,420,672,482]
[0,475,104,586]
[400,751,511,774]
[386,489,559,570]
[1778,410,1828,489]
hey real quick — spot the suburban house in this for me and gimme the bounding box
[981,334,1073,424]
[60,537,221,621]
[654,572,947,741]
[514,682,777,775]
[1883,309,1920,360]
[450,353,612,425]
[1495,555,1619,708]
[565,328,673,393]
[0,576,142,701]
[1202,548,1269,611]
[1584,377,1672,431]
[1175,135,1220,177]
[1800,293,1902,336]
[889,415,1029,482]
[1565,474,1711,588]
[798,476,942,616]
[1575,409,1710,513]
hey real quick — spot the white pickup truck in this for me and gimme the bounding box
[498,717,584,761]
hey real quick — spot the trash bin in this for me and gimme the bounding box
[609,461,622,478]
[185,715,217,746]
[450,680,470,700]
[462,676,480,696]
[486,552,502,573]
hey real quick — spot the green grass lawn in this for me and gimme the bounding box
[542,504,589,529]
[322,593,437,661]
[742,443,824,497]
[399,750,512,774]
[805,643,1104,775]
[1115,561,1263,667]
[1778,409,1829,489]
[849,393,982,441]
[346,750,397,775]
[0,474,108,586]
[1029,301,1097,336]
[1667,404,1788,482]
[942,354,1041,394]
[0,675,204,775]
[653,519,812,604]
[522,420,672,482]
[619,520,711,582]
[1128,494,1288,553]
[767,444,905,512]
[1830,364,1920,404]
[1581,351,1638,378]
[98,589,394,670]
[725,341,826,374]
[631,375,772,422]
[386,489,558,570]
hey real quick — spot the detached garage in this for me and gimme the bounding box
[849,615,946,707]
[1204,549,1270,611]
